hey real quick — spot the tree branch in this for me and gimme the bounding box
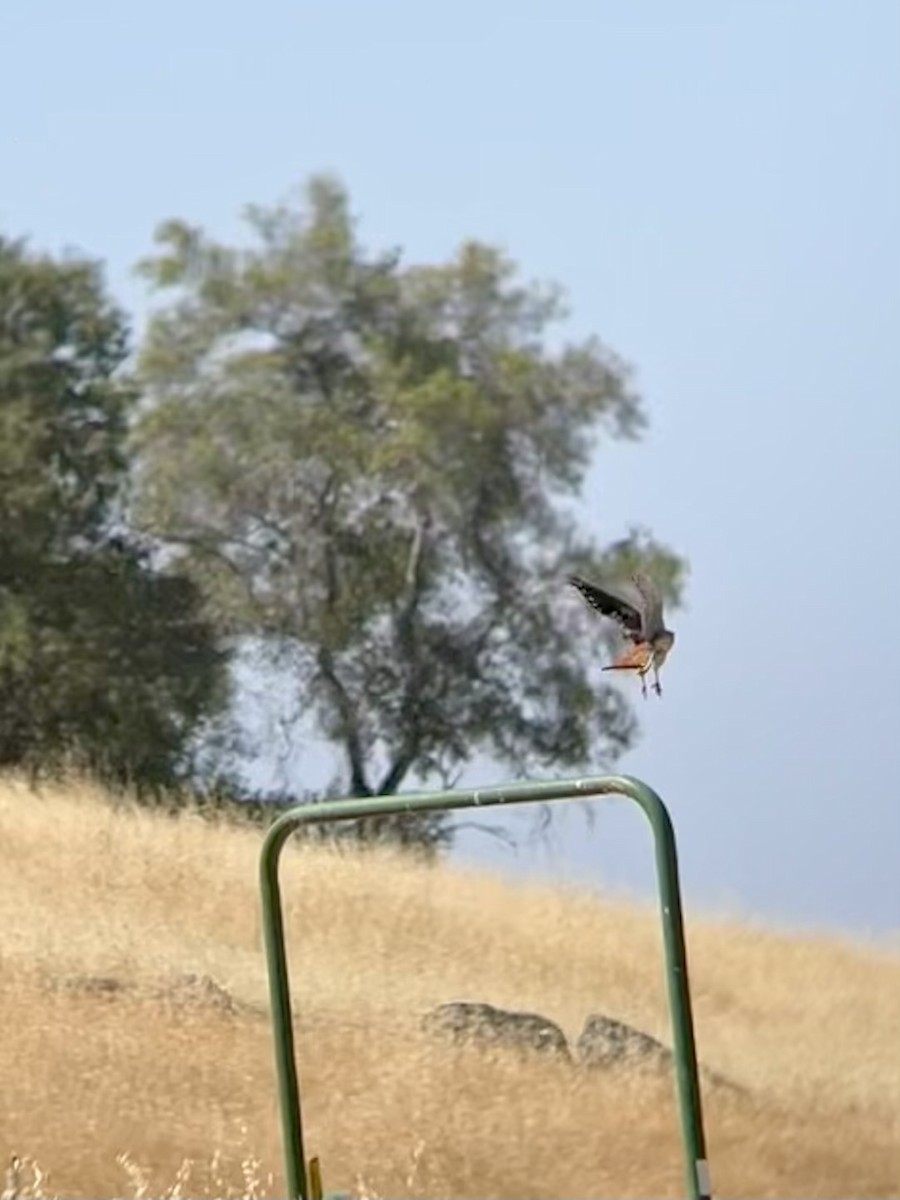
[316,643,371,797]
[315,476,371,797]
[377,510,431,795]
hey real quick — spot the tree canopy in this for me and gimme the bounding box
[0,237,228,789]
[131,176,684,840]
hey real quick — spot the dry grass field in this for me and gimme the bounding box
[1,776,898,1198]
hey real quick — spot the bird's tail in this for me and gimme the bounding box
[602,642,652,672]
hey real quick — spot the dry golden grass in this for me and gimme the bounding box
[1,776,898,1199]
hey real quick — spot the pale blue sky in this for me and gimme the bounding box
[3,1,898,936]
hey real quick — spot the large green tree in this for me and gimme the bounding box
[0,236,228,789]
[131,176,684,839]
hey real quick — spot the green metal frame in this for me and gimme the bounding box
[259,773,712,1200]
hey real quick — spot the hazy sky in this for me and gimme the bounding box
[3,1,898,937]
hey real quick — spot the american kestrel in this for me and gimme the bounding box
[569,572,675,698]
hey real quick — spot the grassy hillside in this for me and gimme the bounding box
[1,777,898,1198]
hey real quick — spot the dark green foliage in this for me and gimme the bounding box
[0,237,228,791]
[0,237,129,551]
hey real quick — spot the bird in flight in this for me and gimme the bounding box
[568,572,675,698]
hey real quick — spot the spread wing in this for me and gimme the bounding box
[631,572,665,638]
[568,575,644,642]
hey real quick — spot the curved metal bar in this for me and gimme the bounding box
[259,773,710,1200]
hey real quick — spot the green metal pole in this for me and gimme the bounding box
[611,778,710,1200]
[258,773,711,1200]
[259,821,309,1200]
